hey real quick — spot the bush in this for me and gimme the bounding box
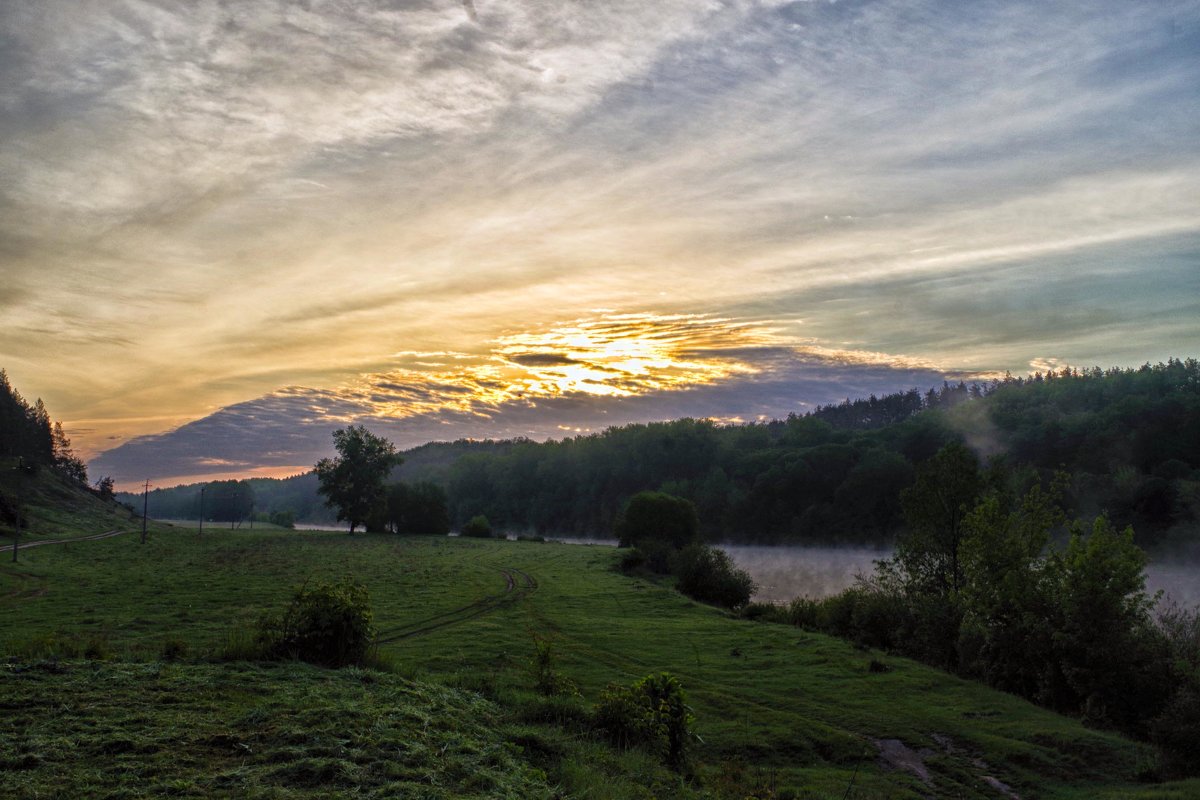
[618,548,647,574]
[739,602,786,623]
[593,672,693,772]
[269,510,296,529]
[785,596,822,629]
[461,514,492,538]
[672,544,755,610]
[260,578,377,668]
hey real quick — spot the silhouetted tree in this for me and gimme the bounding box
[314,426,401,533]
[95,476,115,501]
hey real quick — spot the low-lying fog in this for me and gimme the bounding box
[546,537,1198,609]
[723,545,1200,609]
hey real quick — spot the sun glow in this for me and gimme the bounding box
[329,313,782,420]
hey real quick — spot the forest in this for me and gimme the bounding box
[131,359,1200,551]
[0,370,88,485]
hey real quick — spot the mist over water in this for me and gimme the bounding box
[543,537,1197,608]
[719,545,1199,609]
[719,545,891,604]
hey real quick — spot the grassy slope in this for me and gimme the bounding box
[3,527,1197,798]
[0,457,142,541]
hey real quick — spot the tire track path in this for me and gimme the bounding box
[375,565,538,644]
[10,528,129,550]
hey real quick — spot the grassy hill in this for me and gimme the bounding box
[3,519,1198,798]
[0,456,142,542]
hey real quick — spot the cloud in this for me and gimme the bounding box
[3,0,1198,464]
[89,311,950,484]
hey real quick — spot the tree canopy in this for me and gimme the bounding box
[205,479,256,527]
[314,426,402,533]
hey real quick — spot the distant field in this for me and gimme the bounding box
[3,527,1197,798]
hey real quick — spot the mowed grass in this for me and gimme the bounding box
[2,659,552,799]
[3,528,1198,799]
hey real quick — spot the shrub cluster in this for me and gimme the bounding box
[672,544,755,610]
[777,493,1200,776]
[258,578,377,668]
[461,514,493,538]
[615,491,755,610]
[593,672,693,772]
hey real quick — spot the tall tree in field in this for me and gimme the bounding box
[315,426,402,533]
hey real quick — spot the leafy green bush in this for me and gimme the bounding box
[785,596,821,628]
[593,672,693,772]
[461,514,492,538]
[261,578,377,668]
[672,544,755,609]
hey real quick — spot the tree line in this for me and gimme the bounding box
[426,359,1199,547]
[120,359,1200,550]
[0,369,88,485]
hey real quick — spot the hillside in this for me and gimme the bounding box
[3,528,1198,797]
[0,456,139,543]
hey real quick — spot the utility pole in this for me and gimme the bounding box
[11,458,23,563]
[140,478,151,544]
[198,485,206,537]
[10,489,18,564]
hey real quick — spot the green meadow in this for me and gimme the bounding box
[3,525,1198,798]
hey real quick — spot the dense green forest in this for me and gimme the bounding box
[124,359,1200,548]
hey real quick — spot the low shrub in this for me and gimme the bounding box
[593,672,693,772]
[672,544,755,610]
[739,602,786,623]
[260,578,377,668]
[785,596,821,629]
[461,515,492,538]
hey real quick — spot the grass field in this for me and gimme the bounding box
[4,524,1199,798]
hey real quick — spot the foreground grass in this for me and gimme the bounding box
[1,659,551,799]
[3,528,1198,798]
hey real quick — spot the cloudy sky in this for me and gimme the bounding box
[1,0,1197,487]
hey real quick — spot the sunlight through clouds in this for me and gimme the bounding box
[89,311,955,484]
[1,0,1197,476]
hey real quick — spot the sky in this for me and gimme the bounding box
[1,0,1197,488]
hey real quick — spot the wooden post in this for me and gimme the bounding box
[11,460,22,563]
[140,479,151,544]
